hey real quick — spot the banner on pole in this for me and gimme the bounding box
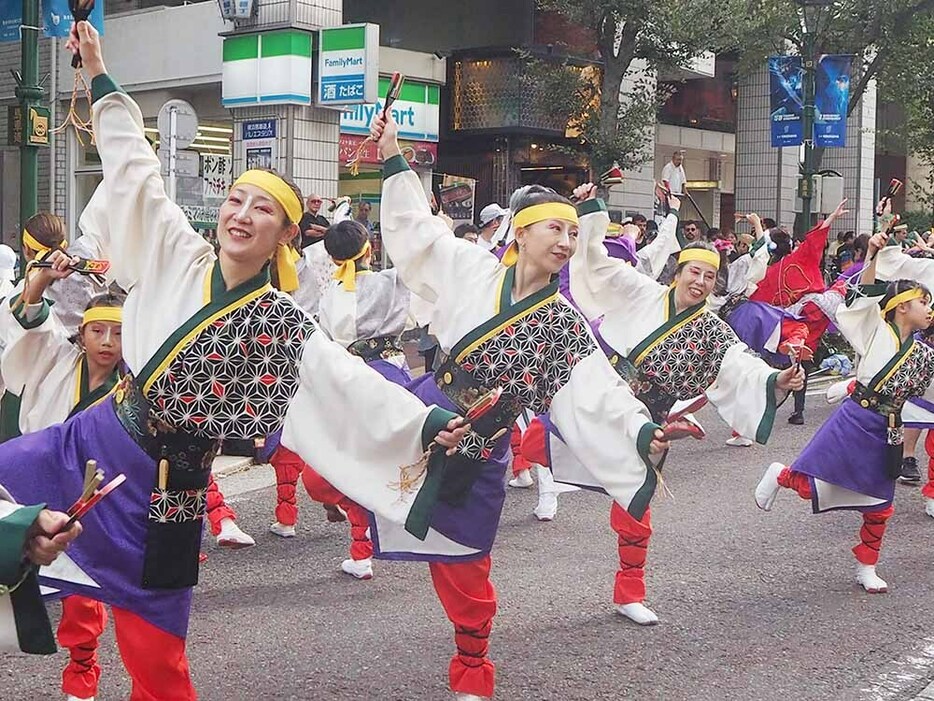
[0,0,104,42]
[768,55,804,148]
[815,54,852,148]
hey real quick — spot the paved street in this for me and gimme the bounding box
[5,395,934,700]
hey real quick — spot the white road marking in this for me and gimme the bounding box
[860,637,934,701]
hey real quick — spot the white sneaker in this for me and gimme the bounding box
[725,435,753,448]
[925,498,934,519]
[533,492,558,521]
[340,557,373,580]
[755,462,785,511]
[216,518,255,548]
[269,521,296,538]
[508,469,534,488]
[453,694,491,701]
[616,602,659,626]
[856,564,888,593]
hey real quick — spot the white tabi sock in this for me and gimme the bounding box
[755,462,785,511]
[216,518,255,548]
[533,492,558,521]
[453,694,491,701]
[616,602,659,626]
[925,498,934,519]
[508,468,534,488]
[856,564,888,593]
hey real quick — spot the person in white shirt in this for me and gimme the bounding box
[476,203,508,251]
[660,150,687,195]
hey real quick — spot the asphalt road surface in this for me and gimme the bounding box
[5,397,934,701]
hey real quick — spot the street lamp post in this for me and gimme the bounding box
[13,0,43,242]
[794,0,832,236]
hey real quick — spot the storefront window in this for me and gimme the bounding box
[69,119,232,240]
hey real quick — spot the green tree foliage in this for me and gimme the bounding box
[527,0,734,174]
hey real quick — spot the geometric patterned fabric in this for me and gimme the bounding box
[147,292,314,439]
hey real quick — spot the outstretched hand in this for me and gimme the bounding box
[65,21,106,78]
[369,114,402,160]
[573,182,598,202]
[826,198,849,226]
[26,510,82,567]
[434,417,471,456]
[776,365,806,392]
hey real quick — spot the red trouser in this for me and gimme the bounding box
[921,430,934,500]
[300,460,373,561]
[205,473,236,537]
[519,416,548,467]
[610,502,652,605]
[509,423,532,477]
[59,599,195,701]
[270,445,305,526]
[59,595,107,698]
[778,467,895,566]
[429,556,497,698]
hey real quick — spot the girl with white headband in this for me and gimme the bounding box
[757,232,934,594]
[524,183,803,627]
[0,23,469,699]
[315,110,670,701]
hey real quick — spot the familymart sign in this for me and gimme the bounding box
[317,24,379,106]
[340,77,440,142]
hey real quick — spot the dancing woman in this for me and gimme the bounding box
[0,23,467,699]
[299,112,668,701]
[755,231,934,593]
[524,183,803,626]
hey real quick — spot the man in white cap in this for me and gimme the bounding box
[476,203,508,251]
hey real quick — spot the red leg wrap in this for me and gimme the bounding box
[610,502,652,605]
[853,504,895,566]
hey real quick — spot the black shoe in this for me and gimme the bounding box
[788,412,804,425]
[898,457,922,484]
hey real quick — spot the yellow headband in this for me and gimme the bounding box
[332,241,371,291]
[22,228,66,257]
[82,307,123,326]
[678,248,721,270]
[881,288,926,317]
[512,203,579,230]
[231,170,303,225]
[275,244,301,293]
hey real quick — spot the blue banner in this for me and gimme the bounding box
[769,55,804,148]
[815,54,852,148]
[0,0,103,42]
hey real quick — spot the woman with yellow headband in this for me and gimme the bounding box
[267,219,413,583]
[0,23,469,700]
[528,183,803,627]
[758,231,934,594]
[316,109,670,701]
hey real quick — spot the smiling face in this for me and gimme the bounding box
[218,184,297,268]
[515,217,579,274]
[674,261,718,308]
[81,320,122,373]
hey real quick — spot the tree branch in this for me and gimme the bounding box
[847,48,885,117]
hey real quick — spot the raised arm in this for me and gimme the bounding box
[371,114,501,304]
[635,209,682,280]
[567,186,665,321]
[834,232,890,357]
[0,254,79,396]
[72,22,213,292]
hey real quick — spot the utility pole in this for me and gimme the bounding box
[12,0,43,243]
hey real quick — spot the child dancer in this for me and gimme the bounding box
[756,231,934,593]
